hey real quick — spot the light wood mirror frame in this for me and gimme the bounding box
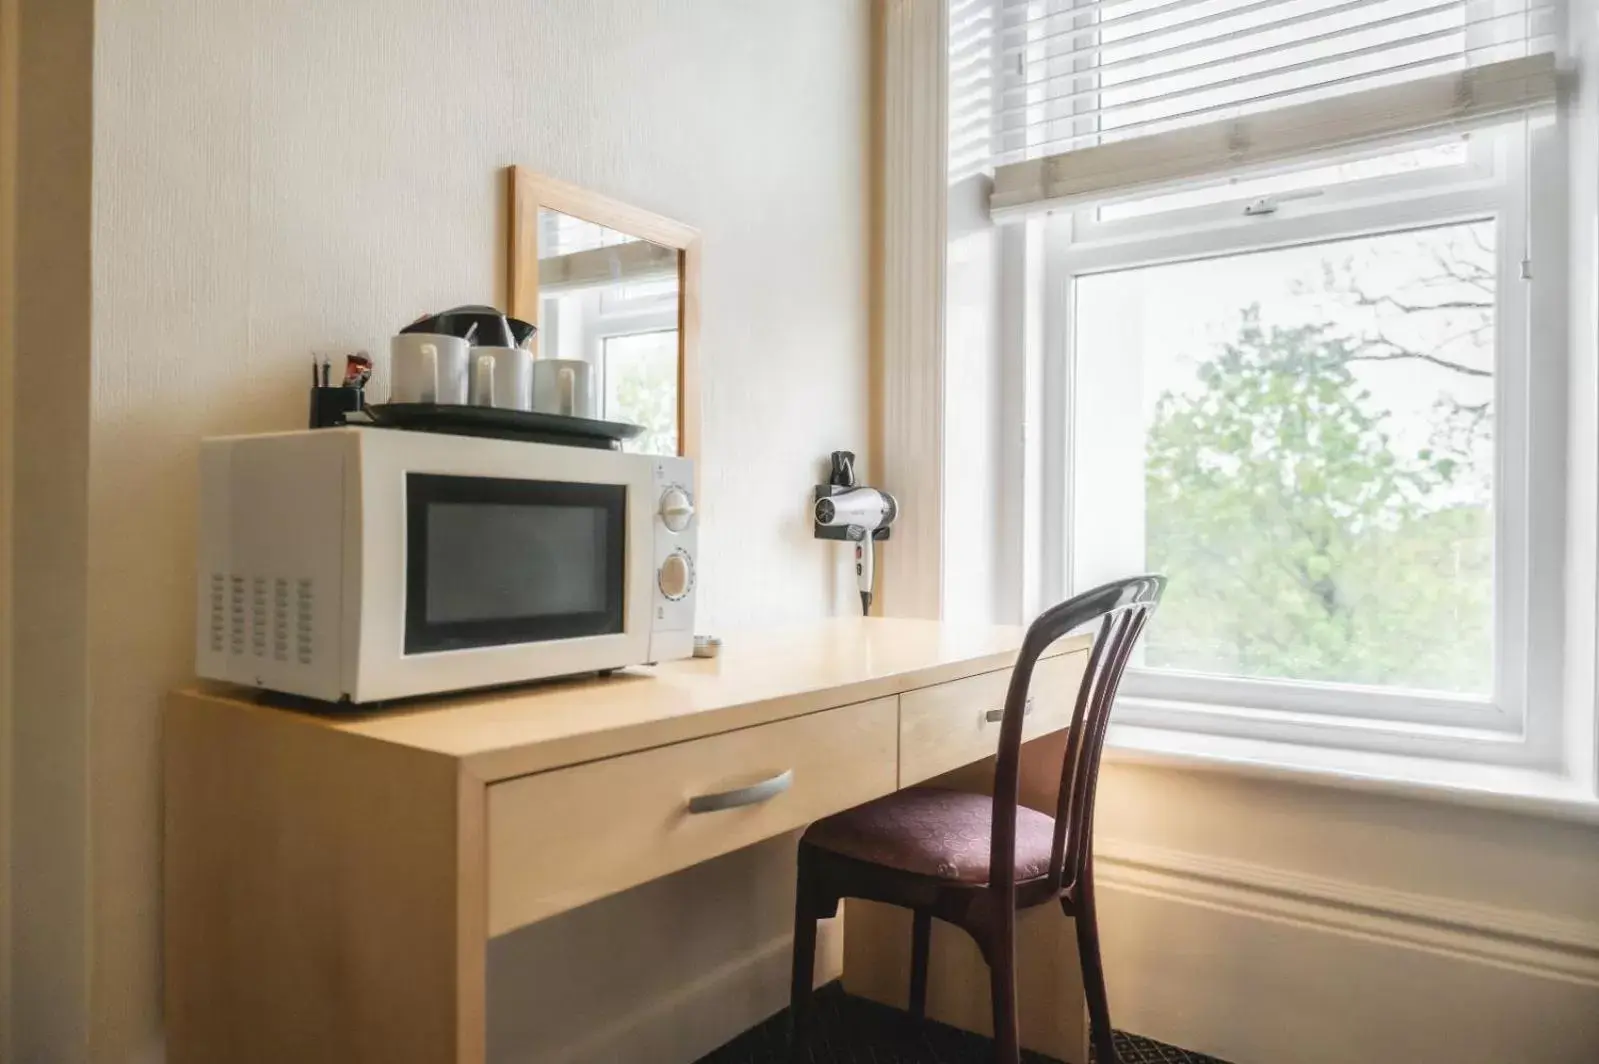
[506,167,701,464]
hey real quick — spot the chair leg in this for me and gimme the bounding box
[789,862,820,1054]
[908,909,932,1021]
[988,908,1020,1064]
[1071,865,1118,1064]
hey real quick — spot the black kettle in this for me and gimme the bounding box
[401,305,536,349]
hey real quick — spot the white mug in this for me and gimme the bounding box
[470,346,534,411]
[390,333,470,405]
[532,358,596,419]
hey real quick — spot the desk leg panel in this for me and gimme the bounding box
[165,694,486,1064]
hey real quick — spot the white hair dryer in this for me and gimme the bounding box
[814,487,898,615]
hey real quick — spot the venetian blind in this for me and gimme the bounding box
[972,0,1561,215]
[951,0,1000,182]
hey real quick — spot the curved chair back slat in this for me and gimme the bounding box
[988,575,1166,900]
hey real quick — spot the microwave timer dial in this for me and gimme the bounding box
[658,549,695,601]
[659,485,695,533]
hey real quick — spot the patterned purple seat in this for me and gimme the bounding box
[802,787,1057,885]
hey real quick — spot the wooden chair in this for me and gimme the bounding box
[789,574,1166,1064]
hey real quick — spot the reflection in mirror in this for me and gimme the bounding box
[537,208,680,455]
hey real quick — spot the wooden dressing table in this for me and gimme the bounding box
[165,617,1092,1064]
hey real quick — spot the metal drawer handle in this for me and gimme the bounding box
[984,698,1034,725]
[687,769,794,814]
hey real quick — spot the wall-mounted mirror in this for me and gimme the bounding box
[508,168,699,460]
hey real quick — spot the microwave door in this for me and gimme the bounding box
[404,474,627,655]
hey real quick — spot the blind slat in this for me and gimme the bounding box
[1000,0,1307,61]
[952,0,1557,194]
[998,0,1216,40]
[998,3,1540,104]
[1001,50,1467,156]
[951,111,997,142]
[991,52,1558,215]
[1003,0,1441,68]
[994,18,1520,132]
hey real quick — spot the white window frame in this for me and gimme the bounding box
[591,299,677,428]
[1080,133,1497,239]
[542,286,677,425]
[1038,119,1571,768]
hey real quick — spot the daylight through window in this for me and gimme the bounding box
[1074,222,1496,696]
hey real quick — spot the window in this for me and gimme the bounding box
[601,331,678,456]
[1003,0,1550,159]
[1075,221,1496,698]
[593,277,677,456]
[1043,116,1568,764]
[937,0,1571,768]
[951,0,999,181]
[538,210,680,456]
[988,0,1557,215]
[1095,139,1470,221]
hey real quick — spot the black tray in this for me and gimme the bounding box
[365,404,644,450]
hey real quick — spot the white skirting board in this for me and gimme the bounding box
[1095,841,1599,1064]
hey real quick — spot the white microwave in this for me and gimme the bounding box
[195,427,696,704]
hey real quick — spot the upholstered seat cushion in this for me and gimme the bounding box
[801,787,1057,885]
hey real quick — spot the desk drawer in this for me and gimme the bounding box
[899,651,1086,787]
[486,697,898,935]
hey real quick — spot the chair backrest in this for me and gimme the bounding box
[987,574,1166,900]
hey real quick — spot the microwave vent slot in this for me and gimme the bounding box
[250,578,267,658]
[272,578,290,662]
[208,573,226,654]
[228,575,246,657]
[295,578,314,665]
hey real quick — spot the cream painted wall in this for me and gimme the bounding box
[69,0,872,1059]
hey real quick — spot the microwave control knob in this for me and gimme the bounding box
[658,550,694,601]
[659,486,695,533]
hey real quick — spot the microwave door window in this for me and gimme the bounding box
[404,475,626,654]
[427,504,607,623]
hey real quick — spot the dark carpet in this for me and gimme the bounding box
[695,983,1229,1064]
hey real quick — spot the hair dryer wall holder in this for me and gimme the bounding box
[813,484,892,542]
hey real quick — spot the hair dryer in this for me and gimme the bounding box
[814,487,898,615]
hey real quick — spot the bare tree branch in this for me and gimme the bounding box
[1344,345,1493,377]
[1352,293,1493,315]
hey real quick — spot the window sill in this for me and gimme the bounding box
[1106,723,1599,825]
